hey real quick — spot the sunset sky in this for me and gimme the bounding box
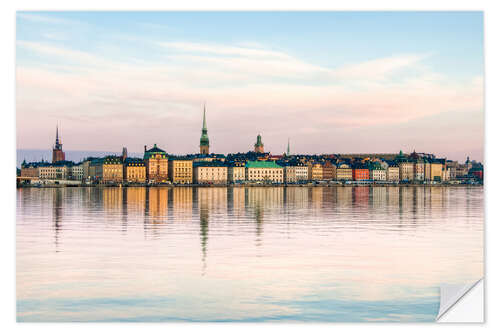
[16,11,484,162]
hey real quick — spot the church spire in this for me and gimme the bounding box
[202,103,207,131]
[287,138,290,156]
[55,125,60,145]
[199,104,210,154]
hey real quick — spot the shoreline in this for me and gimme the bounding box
[17,183,483,189]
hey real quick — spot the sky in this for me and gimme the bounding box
[15,11,484,162]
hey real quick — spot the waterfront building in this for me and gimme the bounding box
[93,156,123,183]
[336,163,353,181]
[200,105,210,155]
[386,164,400,182]
[245,160,283,183]
[352,167,370,181]
[369,164,387,181]
[283,165,297,183]
[295,165,309,182]
[123,158,146,183]
[39,161,73,180]
[254,134,264,153]
[168,158,193,184]
[399,161,415,181]
[430,161,443,182]
[414,159,425,181]
[193,162,228,184]
[71,163,84,181]
[52,125,66,163]
[283,164,308,183]
[308,162,323,181]
[228,163,245,183]
[470,165,483,180]
[144,144,168,182]
[322,161,336,180]
[424,160,432,181]
[20,161,41,178]
[456,164,469,178]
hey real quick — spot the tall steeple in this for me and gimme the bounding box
[287,138,290,156]
[52,124,65,163]
[54,125,62,149]
[199,104,210,155]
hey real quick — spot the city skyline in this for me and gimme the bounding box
[16,12,484,161]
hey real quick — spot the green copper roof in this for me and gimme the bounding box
[144,144,167,159]
[200,105,209,146]
[255,134,263,147]
[245,160,282,169]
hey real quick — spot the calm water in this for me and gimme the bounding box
[16,186,483,322]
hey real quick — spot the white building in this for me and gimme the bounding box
[71,163,84,181]
[370,167,387,181]
[228,166,245,182]
[193,163,228,184]
[245,161,284,183]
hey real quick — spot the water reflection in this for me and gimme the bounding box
[16,186,484,322]
[41,186,483,249]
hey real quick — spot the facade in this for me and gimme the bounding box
[336,163,353,180]
[308,163,323,181]
[39,162,71,180]
[352,168,370,181]
[284,165,308,183]
[228,165,245,182]
[399,161,415,181]
[414,160,425,181]
[71,163,84,181]
[387,166,400,182]
[52,125,65,163]
[254,134,264,153]
[20,161,40,178]
[370,165,387,181]
[424,161,432,181]
[245,161,283,183]
[199,105,210,155]
[144,144,168,182]
[322,161,336,180]
[94,156,123,183]
[123,158,146,183]
[430,162,443,182]
[168,158,193,184]
[193,162,228,184]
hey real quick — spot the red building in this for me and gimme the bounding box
[352,168,369,181]
[52,125,66,163]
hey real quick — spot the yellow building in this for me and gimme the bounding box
[168,159,193,184]
[308,162,323,180]
[94,156,123,183]
[144,144,168,183]
[336,163,352,180]
[193,162,228,184]
[387,165,400,182]
[430,162,443,182]
[123,158,146,183]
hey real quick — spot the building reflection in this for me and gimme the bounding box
[195,187,228,275]
[172,187,193,221]
[52,188,63,252]
[246,187,284,246]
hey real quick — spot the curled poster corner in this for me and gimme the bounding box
[436,278,484,322]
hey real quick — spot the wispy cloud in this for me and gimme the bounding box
[17,12,78,25]
[16,38,483,159]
